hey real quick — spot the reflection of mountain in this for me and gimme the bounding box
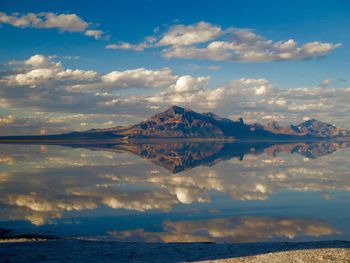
[264,141,350,159]
[1,143,350,226]
[64,141,350,173]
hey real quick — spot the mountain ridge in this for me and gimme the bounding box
[0,105,349,141]
[87,105,350,140]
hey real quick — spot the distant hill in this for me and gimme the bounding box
[264,119,350,138]
[1,105,349,141]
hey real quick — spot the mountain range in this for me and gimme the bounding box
[1,105,350,141]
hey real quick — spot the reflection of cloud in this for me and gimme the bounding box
[0,144,349,225]
[0,155,15,165]
[0,167,179,225]
[109,216,340,243]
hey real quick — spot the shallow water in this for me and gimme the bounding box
[0,141,349,243]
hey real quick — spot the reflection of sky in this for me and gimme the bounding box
[0,144,349,242]
[108,216,340,243]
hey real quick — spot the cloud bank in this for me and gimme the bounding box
[1,54,350,136]
[107,21,341,62]
[0,11,104,39]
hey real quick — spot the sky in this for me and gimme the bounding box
[1,0,350,135]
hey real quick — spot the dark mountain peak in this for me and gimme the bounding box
[154,105,200,122]
[125,106,226,138]
[3,106,350,141]
[298,119,334,128]
[202,112,220,119]
[295,119,349,138]
[264,121,299,136]
[82,107,349,140]
[165,105,186,115]
[202,112,234,124]
[266,121,282,130]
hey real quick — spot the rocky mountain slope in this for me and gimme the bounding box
[264,119,350,138]
[1,105,349,141]
[89,105,349,140]
[88,106,304,140]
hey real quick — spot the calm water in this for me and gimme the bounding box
[0,141,349,243]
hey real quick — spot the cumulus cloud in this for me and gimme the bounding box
[3,55,181,91]
[3,54,99,87]
[146,77,350,128]
[107,21,341,62]
[158,21,223,46]
[100,67,178,89]
[0,55,158,119]
[170,75,210,93]
[106,22,221,51]
[0,11,104,39]
[106,36,157,51]
[84,29,104,39]
[162,33,341,62]
[0,55,211,129]
[318,78,332,88]
[2,54,350,134]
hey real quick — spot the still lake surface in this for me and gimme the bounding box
[0,141,349,243]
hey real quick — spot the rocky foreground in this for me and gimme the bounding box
[0,240,349,262]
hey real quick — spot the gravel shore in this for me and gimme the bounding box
[0,240,349,262]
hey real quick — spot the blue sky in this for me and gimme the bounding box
[1,0,350,134]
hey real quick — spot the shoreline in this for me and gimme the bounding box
[0,137,347,144]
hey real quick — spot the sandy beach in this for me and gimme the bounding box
[0,239,349,262]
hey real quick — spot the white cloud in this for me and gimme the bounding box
[163,37,341,62]
[84,29,103,39]
[106,36,157,51]
[0,55,207,123]
[147,75,211,105]
[4,54,98,87]
[24,54,60,68]
[3,54,350,132]
[0,11,104,39]
[5,55,180,90]
[158,21,223,46]
[146,77,350,128]
[101,67,177,89]
[105,22,222,51]
[106,42,147,51]
[107,21,341,62]
[170,75,210,93]
[319,78,332,88]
